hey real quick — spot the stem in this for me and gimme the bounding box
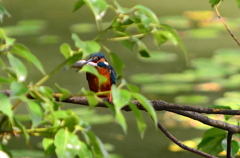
[227,132,233,158]
[214,5,240,46]
[35,57,73,86]
[157,121,217,158]
[106,33,145,41]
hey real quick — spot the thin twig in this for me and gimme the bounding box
[157,121,217,158]
[227,132,233,158]
[214,5,240,46]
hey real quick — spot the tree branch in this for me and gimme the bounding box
[157,121,218,158]
[3,90,240,157]
[227,132,233,158]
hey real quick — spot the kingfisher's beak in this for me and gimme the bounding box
[84,58,94,65]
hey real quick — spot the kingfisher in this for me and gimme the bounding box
[71,52,116,101]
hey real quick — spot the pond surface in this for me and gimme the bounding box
[1,0,240,157]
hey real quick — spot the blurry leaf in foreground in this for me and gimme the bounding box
[42,138,55,156]
[11,43,45,74]
[72,33,100,57]
[0,5,10,22]
[236,0,240,8]
[84,0,108,21]
[209,0,222,7]
[7,53,27,82]
[110,52,124,78]
[0,92,13,122]
[55,128,80,158]
[72,0,85,12]
[0,144,12,158]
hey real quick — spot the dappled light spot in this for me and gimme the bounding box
[186,28,220,38]
[194,82,221,92]
[141,83,194,94]
[138,51,178,63]
[37,35,60,44]
[2,19,46,36]
[169,140,198,152]
[174,95,209,104]
[70,23,96,33]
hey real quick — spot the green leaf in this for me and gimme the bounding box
[27,101,43,128]
[60,43,72,59]
[139,47,150,58]
[0,77,12,84]
[11,43,45,74]
[0,28,6,39]
[133,5,159,24]
[14,118,30,143]
[235,0,240,8]
[84,0,108,20]
[82,88,99,108]
[72,0,85,12]
[131,93,157,125]
[222,139,239,156]
[80,65,107,85]
[77,141,93,158]
[10,81,28,97]
[198,128,226,155]
[0,144,12,158]
[86,131,108,157]
[126,83,140,93]
[55,83,71,100]
[160,24,188,62]
[111,85,131,110]
[115,110,127,133]
[62,110,80,132]
[7,53,27,82]
[129,102,146,138]
[72,33,100,57]
[65,53,83,68]
[152,30,168,46]
[42,138,55,156]
[209,0,222,7]
[0,5,11,22]
[0,92,13,122]
[54,128,80,158]
[114,1,132,14]
[110,52,124,78]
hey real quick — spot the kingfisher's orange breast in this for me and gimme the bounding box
[86,67,112,95]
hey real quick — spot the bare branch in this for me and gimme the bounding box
[214,5,240,46]
[157,121,218,158]
[2,90,240,134]
[167,109,240,133]
[227,132,233,158]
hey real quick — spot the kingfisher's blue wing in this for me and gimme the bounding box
[109,65,116,84]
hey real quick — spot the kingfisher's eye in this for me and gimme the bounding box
[94,57,99,61]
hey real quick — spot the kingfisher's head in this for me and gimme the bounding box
[85,52,107,64]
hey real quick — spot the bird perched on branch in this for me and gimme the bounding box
[71,52,116,101]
